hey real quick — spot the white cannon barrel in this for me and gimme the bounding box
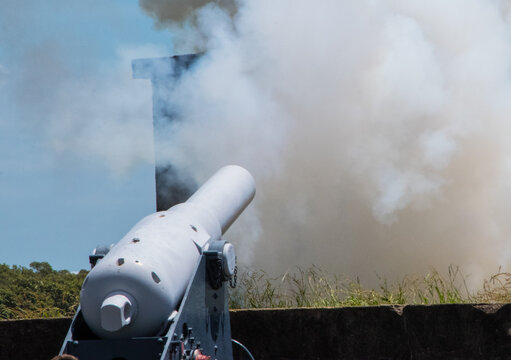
[80,165,255,339]
[186,165,256,233]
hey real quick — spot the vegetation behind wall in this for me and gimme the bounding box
[0,262,87,319]
[1,262,511,320]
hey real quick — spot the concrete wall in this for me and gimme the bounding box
[2,304,511,360]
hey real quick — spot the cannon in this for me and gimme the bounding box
[59,165,256,360]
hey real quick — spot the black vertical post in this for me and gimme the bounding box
[132,54,201,211]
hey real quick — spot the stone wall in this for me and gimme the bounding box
[2,304,511,360]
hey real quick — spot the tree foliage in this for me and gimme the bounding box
[0,262,88,319]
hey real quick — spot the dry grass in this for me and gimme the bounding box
[477,267,511,303]
[229,265,511,309]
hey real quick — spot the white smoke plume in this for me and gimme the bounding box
[0,0,172,177]
[5,42,165,175]
[47,46,164,175]
[140,0,511,284]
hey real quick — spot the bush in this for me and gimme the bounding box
[0,262,88,319]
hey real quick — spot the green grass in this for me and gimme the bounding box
[229,265,511,309]
[2,262,511,320]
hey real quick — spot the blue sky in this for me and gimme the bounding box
[0,1,173,271]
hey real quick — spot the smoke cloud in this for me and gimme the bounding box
[139,0,237,51]
[46,46,163,175]
[139,0,236,24]
[0,0,176,177]
[3,38,163,175]
[142,0,511,284]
